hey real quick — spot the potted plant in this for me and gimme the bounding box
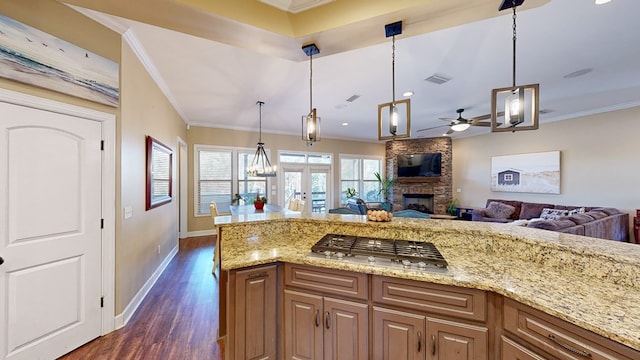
[253,191,267,210]
[345,187,357,200]
[374,171,396,211]
[447,198,459,217]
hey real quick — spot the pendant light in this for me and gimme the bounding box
[302,43,320,146]
[491,0,539,132]
[378,21,411,141]
[248,101,276,177]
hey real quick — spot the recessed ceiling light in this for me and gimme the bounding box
[335,104,347,109]
[403,91,414,97]
[341,122,349,126]
[595,0,611,4]
[563,68,593,79]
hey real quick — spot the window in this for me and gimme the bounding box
[195,145,270,215]
[339,155,382,204]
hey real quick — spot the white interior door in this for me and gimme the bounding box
[0,101,103,360]
[282,165,330,212]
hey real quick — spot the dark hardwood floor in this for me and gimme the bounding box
[59,235,223,360]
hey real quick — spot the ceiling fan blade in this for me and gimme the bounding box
[470,113,491,121]
[438,117,456,121]
[470,111,506,122]
[416,124,449,132]
[470,122,491,127]
[445,128,455,135]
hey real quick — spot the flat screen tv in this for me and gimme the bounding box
[397,153,441,177]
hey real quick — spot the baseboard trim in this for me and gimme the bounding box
[187,229,216,237]
[114,244,179,329]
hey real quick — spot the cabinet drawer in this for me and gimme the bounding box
[284,263,369,300]
[372,275,486,321]
[503,298,640,360]
[501,336,549,360]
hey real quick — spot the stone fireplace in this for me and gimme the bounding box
[403,194,434,214]
[384,137,453,214]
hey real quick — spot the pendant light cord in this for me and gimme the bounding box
[309,53,313,112]
[392,34,396,103]
[257,100,264,143]
[512,0,517,87]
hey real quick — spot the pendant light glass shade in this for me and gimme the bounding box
[378,21,410,140]
[248,101,276,177]
[302,43,320,145]
[491,0,539,132]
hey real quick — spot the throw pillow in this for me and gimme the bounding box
[540,208,569,220]
[485,201,516,219]
[567,207,586,216]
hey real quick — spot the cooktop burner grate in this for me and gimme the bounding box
[311,234,448,268]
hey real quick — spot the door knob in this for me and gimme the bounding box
[0,256,4,265]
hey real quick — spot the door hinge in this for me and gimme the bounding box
[101,296,104,308]
[101,219,104,229]
[101,140,104,150]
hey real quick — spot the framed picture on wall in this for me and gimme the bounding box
[491,151,560,194]
[146,136,173,210]
[0,14,119,106]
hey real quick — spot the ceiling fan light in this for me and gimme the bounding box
[451,123,471,132]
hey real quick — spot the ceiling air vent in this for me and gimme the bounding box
[346,94,360,103]
[424,73,452,85]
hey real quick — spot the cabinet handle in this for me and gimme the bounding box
[417,331,422,352]
[431,334,436,356]
[325,311,330,329]
[315,310,320,327]
[248,271,267,279]
[548,334,592,358]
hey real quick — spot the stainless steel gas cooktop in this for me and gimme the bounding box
[308,234,449,273]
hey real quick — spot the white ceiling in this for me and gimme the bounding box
[70,0,640,142]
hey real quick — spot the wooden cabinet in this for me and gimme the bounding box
[230,264,278,360]
[283,264,369,360]
[501,336,549,360]
[284,290,323,359]
[426,316,488,360]
[503,298,640,360]
[373,306,426,360]
[372,275,489,360]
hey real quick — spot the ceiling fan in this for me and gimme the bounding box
[417,108,501,136]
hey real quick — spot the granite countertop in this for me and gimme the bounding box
[214,212,640,352]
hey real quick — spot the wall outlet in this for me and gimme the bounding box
[124,206,133,219]
[456,188,462,193]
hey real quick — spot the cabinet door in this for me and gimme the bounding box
[373,306,426,360]
[323,297,369,360]
[235,265,278,359]
[426,316,488,360]
[284,289,324,360]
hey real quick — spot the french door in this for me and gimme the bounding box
[281,165,331,213]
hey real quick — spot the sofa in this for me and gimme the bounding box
[471,199,629,241]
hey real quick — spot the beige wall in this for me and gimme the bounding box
[187,126,385,232]
[452,106,640,239]
[118,42,187,312]
[0,0,187,314]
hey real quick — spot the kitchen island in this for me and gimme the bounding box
[214,212,640,359]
